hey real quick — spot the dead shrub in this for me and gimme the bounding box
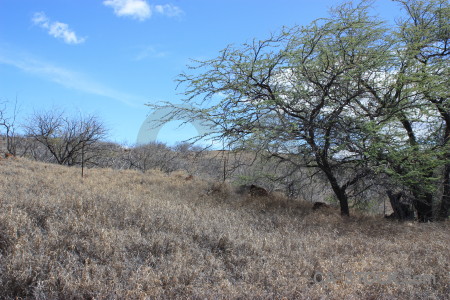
[312,202,331,210]
[249,184,269,197]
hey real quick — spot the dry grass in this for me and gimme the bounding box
[0,158,448,299]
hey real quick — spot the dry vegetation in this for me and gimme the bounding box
[0,157,448,299]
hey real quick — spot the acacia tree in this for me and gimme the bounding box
[359,0,449,221]
[25,110,107,166]
[399,0,450,220]
[150,1,392,216]
[150,0,448,219]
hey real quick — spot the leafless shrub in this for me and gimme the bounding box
[0,99,19,156]
[122,142,178,173]
[24,110,108,166]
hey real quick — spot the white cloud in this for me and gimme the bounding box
[103,0,184,21]
[32,12,86,45]
[103,0,151,21]
[153,4,184,17]
[0,50,143,107]
[48,22,84,45]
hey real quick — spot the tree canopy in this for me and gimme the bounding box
[149,0,449,220]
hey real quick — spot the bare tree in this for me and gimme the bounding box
[24,110,108,166]
[0,98,19,156]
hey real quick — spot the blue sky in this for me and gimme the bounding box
[0,0,401,146]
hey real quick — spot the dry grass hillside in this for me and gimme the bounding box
[0,157,448,299]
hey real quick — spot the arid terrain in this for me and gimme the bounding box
[0,157,448,299]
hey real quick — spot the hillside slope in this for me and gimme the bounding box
[0,158,448,299]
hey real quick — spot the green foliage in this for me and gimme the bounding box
[150,0,449,219]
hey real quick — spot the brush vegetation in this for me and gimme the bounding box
[0,157,448,299]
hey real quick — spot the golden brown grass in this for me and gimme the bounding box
[0,158,448,299]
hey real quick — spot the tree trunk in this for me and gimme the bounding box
[314,150,350,216]
[439,163,450,220]
[325,172,350,216]
[386,190,403,219]
[335,187,350,217]
[413,191,434,222]
[386,190,414,220]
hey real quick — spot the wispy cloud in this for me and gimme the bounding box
[134,46,169,61]
[103,0,183,21]
[0,49,143,107]
[153,4,184,18]
[32,12,86,45]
